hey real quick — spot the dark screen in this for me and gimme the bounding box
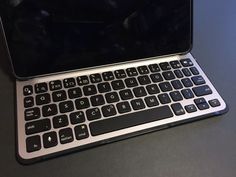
[0,0,192,78]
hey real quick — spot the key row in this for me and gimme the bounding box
[23,59,198,95]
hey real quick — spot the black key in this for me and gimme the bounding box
[70,111,85,124]
[209,99,221,107]
[24,96,34,108]
[114,69,127,79]
[83,85,97,96]
[26,135,41,152]
[59,128,74,144]
[90,105,173,136]
[185,104,197,113]
[148,64,160,73]
[174,70,184,78]
[190,67,199,75]
[59,101,74,113]
[36,93,51,105]
[150,73,163,83]
[86,108,101,121]
[181,89,194,99]
[131,99,145,110]
[102,71,114,81]
[191,76,206,85]
[162,71,175,80]
[116,101,132,114]
[25,107,40,121]
[102,104,117,117]
[137,65,149,75]
[77,76,89,86]
[105,92,120,103]
[111,80,125,90]
[68,87,82,99]
[119,89,134,100]
[158,93,171,104]
[171,103,185,116]
[170,91,183,101]
[138,75,151,85]
[171,80,183,90]
[181,78,193,87]
[53,115,69,128]
[43,132,58,148]
[126,67,138,77]
[193,85,212,96]
[180,58,193,67]
[133,87,147,97]
[98,82,112,93]
[90,73,102,83]
[35,83,48,94]
[182,68,192,77]
[63,78,76,88]
[194,98,210,110]
[146,84,160,95]
[49,80,62,91]
[52,90,67,102]
[159,82,173,92]
[144,96,159,107]
[159,62,171,70]
[42,104,58,117]
[74,124,89,140]
[170,60,182,69]
[23,85,33,96]
[90,95,105,106]
[125,77,138,87]
[25,119,51,135]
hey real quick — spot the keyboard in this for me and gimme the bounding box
[16,53,227,163]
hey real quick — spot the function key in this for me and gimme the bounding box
[126,67,138,77]
[209,99,221,107]
[148,64,160,73]
[49,80,62,91]
[35,83,48,94]
[90,73,102,83]
[170,60,182,69]
[74,124,89,140]
[114,69,127,79]
[36,93,51,105]
[70,111,85,124]
[98,82,112,93]
[180,58,193,67]
[63,78,76,88]
[24,96,34,108]
[25,107,40,121]
[59,128,74,144]
[26,135,41,152]
[137,65,149,75]
[68,87,82,99]
[25,119,51,135]
[43,131,58,148]
[190,67,199,75]
[23,85,33,96]
[159,62,171,71]
[77,76,90,86]
[102,71,114,81]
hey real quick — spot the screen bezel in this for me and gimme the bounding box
[0,0,193,80]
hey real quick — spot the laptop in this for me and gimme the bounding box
[0,0,228,164]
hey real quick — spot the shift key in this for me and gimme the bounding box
[25,119,51,135]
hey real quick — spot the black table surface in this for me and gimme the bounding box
[1,0,236,177]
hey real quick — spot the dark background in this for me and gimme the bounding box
[0,0,236,176]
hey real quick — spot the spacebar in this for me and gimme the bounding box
[89,106,173,136]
